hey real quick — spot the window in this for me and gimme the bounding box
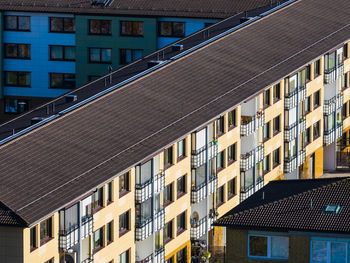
[263,122,270,141]
[217,151,225,171]
[273,148,280,168]
[263,89,271,107]
[119,210,130,236]
[49,17,75,33]
[164,146,173,168]
[299,67,307,86]
[165,257,174,263]
[89,48,112,63]
[177,175,186,198]
[5,43,30,59]
[158,21,185,37]
[45,259,54,263]
[50,73,75,89]
[40,217,52,244]
[304,96,311,114]
[216,186,224,207]
[93,188,104,212]
[345,43,349,58]
[119,172,129,196]
[314,59,321,77]
[5,98,29,113]
[4,15,30,31]
[106,182,113,203]
[119,249,130,263]
[216,116,225,135]
[89,19,111,35]
[228,109,236,128]
[306,65,311,81]
[107,221,113,244]
[49,45,75,61]
[176,211,186,235]
[5,71,31,87]
[30,226,37,251]
[155,231,163,251]
[120,48,143,64]
[164,183,173,206]
[249,235,289,260]
[313,121,320,140]
[177,139,186,160]
[164,220,173,244]
[120,21,144,36]
[227,178,236,199]
[273,115,280,135]
[177,247,187,263]
[342,73,348,90]
[343,102,348,119]
[263,154,270,174]
[305,127,311,146]
[311,240,347,263]
[93,227,104,251]
[314,90,320,109]
[273,83,281,101]
[227,143,236,164]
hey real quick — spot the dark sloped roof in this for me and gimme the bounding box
[215,178,350,234]
[1,0,350,226]
[0,203,26,227]
[0,0,283,19]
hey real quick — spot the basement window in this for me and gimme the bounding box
[323,205,342,214]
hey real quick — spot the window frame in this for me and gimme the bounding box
[263,122,271,142]
[177,174,186,199]
[273,83,281,102]
[177,138,186,161]
[273,115,281,135]
[49,45,75,61]
[164,220,173,244]
[120,48,143,65]
[93,227,104,253]
[49,73,76,89]
[119,172,130,197]
[30,226,37,251]
[248,234,289,260]
[227,177,236,200]
[313,90,320,109]
[217,150,225,172]
[4,43,31,59]
[227,143,236,165]
[88,47,112,64]
[119,249,130,263]
[4,71,31,87]
[176,211,186,236]
[89,19,112,35]
[119,210,130,237]
[314,59,321,77]
[49,17,75,33]
[158,21,185,37]
[120,21,144,37]
[263,89,271,108]
[263,154,270,175]
[310,240,348,263]
[40,217,53,246]
[228,109,237,129]
[164,183,174,206]
[216,116,225,136]
[164,146,174,169]
[216,185,224,208]
[313,121,320,140]
[4,15,30,31]
[273,148,280,168]
[106,221,113,245]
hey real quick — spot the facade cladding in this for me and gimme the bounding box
[0,0,350,263]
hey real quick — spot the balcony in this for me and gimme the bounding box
[135,179,152,203]
[82,259,94,263]
[191,176,217,204]
[135,216,153,241]
[324,123,343,145]
[325,61,343,84]
[284,119,306,142]
[154,171,165,193]
[285,85,306,109]
[240,176,264,202]
[59,224,79,251]
[154,247,165,263]
[191,216,213,240]
[81,214,93,239]
[240,145,264,171]
[136,253,152,263]
[284,150,306,173]
[324,94,343,115]
[154,208,165,233]
[240,113,264,136]
[191,141,218,168]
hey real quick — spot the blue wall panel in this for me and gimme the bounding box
[3,12,75,98]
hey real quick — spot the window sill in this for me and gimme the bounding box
[107,240,113,246]
[93,206,104,214]
[217,167,225,173]
[88,33,112,36]
[89,61,112,64]
[263,170,270,176]
[228,125,236,131]
[216,202,224,208]
[49,59,76,62]
[227,194,236,201]
[263,137,270,143]
[5,29,31,32]
[273,130,280,137]
[49,31,75,34]
[273,98,281,104]
[164,237,173,245]
[273,163,280,169]
[177,228,186,236]
[119,190,130,198]
[120,34,144,37]
[177,192,186,200]
[227,159,236,166]
[119,229,130,238]
[107,200,113,206]
[4,57,31,60]
[164,200,173,207]
[263,104,270,110]
[313,105,320,110]
[93,246,104,255]
[158,35,185,38]
[30,247,37,253]
[177,155,186,163]
[40,237,53,246]
[217,132,225,138]
[313,135,320,140]
[304,111,311,116]
[164,163,173,171]
[342,86,349,92]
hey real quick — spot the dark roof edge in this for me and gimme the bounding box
[0,201,28,227]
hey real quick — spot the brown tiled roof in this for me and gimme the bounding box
[0,203,26,227]
[215,178,350,234]
[0,0,350,226]
[0,0,283,19]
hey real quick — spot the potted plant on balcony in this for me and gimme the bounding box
[201,251,211,263]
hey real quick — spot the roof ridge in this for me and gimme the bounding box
[229,177,349,218]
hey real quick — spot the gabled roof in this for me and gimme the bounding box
[215,178,350,234]
[0,0,350,226]
[0,0,283,19]
[0,202,26,227]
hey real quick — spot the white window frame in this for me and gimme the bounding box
[248,234,289,260]
[310,240,348,263]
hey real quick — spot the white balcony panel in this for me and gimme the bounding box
[191,216,208,240]
[154,209,165,233]
[59,226,79,250]
[154,171,165,193]
[240,113,264,136]
[135,218,153,241]
[135,180,153,203]
[81,216,93,239]
[240,145,264,171]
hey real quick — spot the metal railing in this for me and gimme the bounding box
[191,216,208,240]
[154,208,165,233]
[240,145,264,171]
[81,258,94,263]
[191,176,217,203]
[59,224,79,250]
[284,118,306,141]
[284,150,306,173]
[135,216,153,241]
[324,93,343,115]
[284,85,306,109]
[324,123,342,145]
[81,214,93,239]
[135,178,153,203]
[240,113,264,136]
[240,176,264,201]
[191,141,218,168]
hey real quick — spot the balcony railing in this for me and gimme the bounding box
[81,259,94,263]
[154,247,165,263]
[81,214,93,239]
[240,113,264,136]
[284,119,306,141]
[154,171,165,193]
[324,123,343,146]
[191,176,217,204]
[135,216,153,241]
[191,216,208,240]
[136,253,152,263]
[284,150,306,173]
[59,224,79,251]
[240,176,264,202]
[240,145,264,171]
[154,208,165,233]
[191,141,218,168]
[324,61,344,84]
[324,94,343,115]
[284,85,306,109]
[135,178,153,203]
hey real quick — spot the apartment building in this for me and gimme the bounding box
[0,0,282,121]
[0,0,350,262]
[214,177,350,263]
